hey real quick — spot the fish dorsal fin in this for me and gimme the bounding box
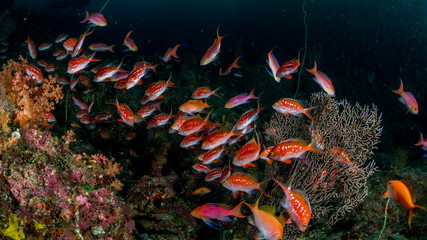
[292,138,307,145]
[259,205,276,215]
[400,179,416,203]
[205,203,231,210]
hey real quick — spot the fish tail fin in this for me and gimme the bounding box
[231,201,246,218]
[392,78,404,95]
[258,179,272,198]
[216,25,224,41]
[306,60,317,74]
[232,56,243,68]
[151,64,159,73]
[414,132,424,146]
[249,88,258,100]
[80,10,89,23]
[304,106,318,122]
[307,139,324,154]
[410,204,427,228]
[108,44,115,53]
[212,86,222,98]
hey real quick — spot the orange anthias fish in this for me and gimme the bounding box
[232,137,261,168]
[272,98,316,122]
[331,147,352,166]
[63,38,77,54]
[180,133,203,149]
[25,64,43,84]
[191,86,221,99]
[236,106,265,130]
[392,78,419,114]
[89,43,115,53]
[143,75,173,102]
[71,29,95,58]
[126,62,157,90]
[190,202,245,229]
[268,138,323,164]
[244,196,285,240]
[306,60,335,96]
[382,180,426,229]
[163,44,184,62]
[222,172,269,198]
[123,31,138,51]
[105,99,136,126]
[178,111,214,136]
[146,112,175,129]
[200,26,224,66]
[266,46,281,83]
[201,145,228,165]
[219,55,242,75]
[274,178,311,232]
[276,57,300,79]
[67,53,101,74]
[25,35,37,59]
[179,99,210,115]
[201,126,238,150]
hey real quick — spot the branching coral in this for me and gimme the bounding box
[264,92,382,237]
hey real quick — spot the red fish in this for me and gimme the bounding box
[274,178,311,232]
[180,134,203,149]
[306,61,335,96]
[146,112,175,129]
[163,44,184,62]
[225,89,258,108]
[94,61,124,82]
[191,86,221,99]
[126,62,157,89]
[266,46,281,82]
[71,29,95,57]
[268,138,323,164]
[219,56,242,75]
[382,180,426,229]
[56,52,68,61]
[272,98,316,122]
[80,11,107,27]
[44,111,56,128]
[105,99,136,126]
[191,187,211,196]
[392,78,418,114]
[63,38,77,54]
[169,116,190,134]
[202,145,228,165]
[205,168,223,182]
[236,106,264,130]
[219,166,233,183]
[142,75,173,102]
[25,64,43,84]
[125,132,136,141]
[190,202,245,229]
[38,42,52,51]
[137,102,162,119]
[100,130,110,139]
[201,126,238,150]
[55,33,68,43]
[200,26,224,66]
[71,94,88,110]
[276,57,300,79]
[25,35,37,59]
[192,163,211,173]
[89,43,115,53]
[222,172,269,198]
[178,111,214,136]
[233,137,261,168]
[123,31,138,51]
[67,53,101,74]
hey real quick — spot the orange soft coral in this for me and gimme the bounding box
[0,56,63,128]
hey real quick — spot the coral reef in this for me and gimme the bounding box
[0,98,135,239]
[263,92,382,237]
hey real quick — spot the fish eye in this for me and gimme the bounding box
[388,181,392,186]
[303,224,307,228]
[191,211,195,214]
